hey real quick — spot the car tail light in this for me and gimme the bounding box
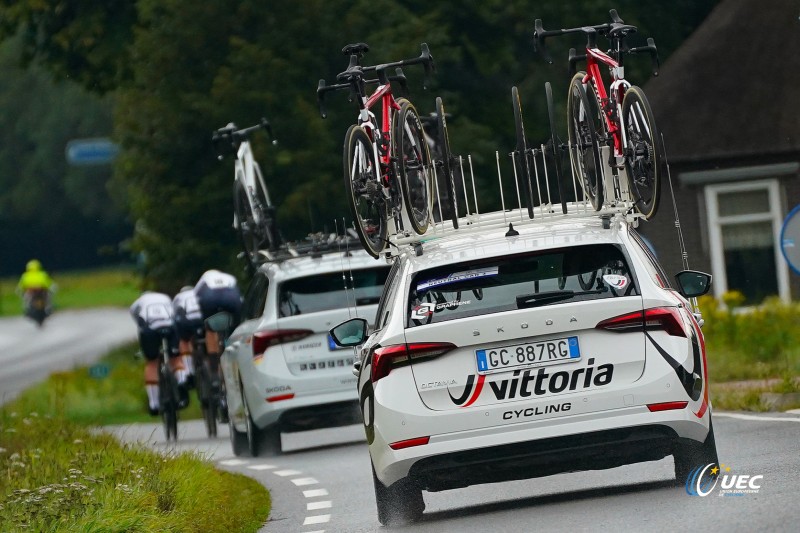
[252,329,314,358]
[389,436,430,450]
[371,342,456,383]
[266,393,295,403]
[647,401,688,412]
[595,307,687,337]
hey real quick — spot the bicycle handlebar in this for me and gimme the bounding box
[316,43,435,119]
[212,118,276,159]
[534,10,658,75]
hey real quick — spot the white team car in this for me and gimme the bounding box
[331,216,718,525]
[221,248,390,456]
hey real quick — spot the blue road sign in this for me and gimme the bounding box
[66,138,119,166]
[781,204,800,275]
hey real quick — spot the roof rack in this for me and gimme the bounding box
[255,230,362,264]
[385,138,644,256]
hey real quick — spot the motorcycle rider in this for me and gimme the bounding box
[17,259,54,314]
[130,291,189,416]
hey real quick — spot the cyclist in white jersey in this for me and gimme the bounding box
[130,291,189,415]
[172,286,202,386]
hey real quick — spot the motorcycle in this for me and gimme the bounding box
[24,289,52,326]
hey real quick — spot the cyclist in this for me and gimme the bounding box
[17,259,54,313]
[194,269,242,418]
[172,286,201,387]
[130,291,189,415]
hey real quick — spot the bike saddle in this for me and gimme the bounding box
[342,42,369,57]
[608,23,637,37]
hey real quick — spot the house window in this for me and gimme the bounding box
[705,179,789,303]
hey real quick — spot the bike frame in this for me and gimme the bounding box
[234,140,270,226]
[357,82,401,189]
[581,46,631,158]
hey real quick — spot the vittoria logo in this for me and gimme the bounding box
[448,358,614,407]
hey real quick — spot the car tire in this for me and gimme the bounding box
[372,463,424,525]
[673,416,719,485]
[229,414,249,456]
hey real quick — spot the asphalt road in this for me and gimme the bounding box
[0,308,137,404]
[110,410,800,533]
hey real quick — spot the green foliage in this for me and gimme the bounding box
[698,294,800,382]
[9,342,203,425]
[0,411,270,531]
[0,0,718,288]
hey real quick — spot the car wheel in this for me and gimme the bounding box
[372,463,424,525]
[242,389,262,457]
[673,416,719,485]
[229,412,249,456]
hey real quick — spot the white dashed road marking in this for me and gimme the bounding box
[246,464,276,471]
[303,514,331,525]
[716,412,800,423]
[307,500,332,510]
[292,477,319,486]
[220,460,334,531]
[274,469,302,476]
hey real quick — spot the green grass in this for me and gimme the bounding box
[0,267,141,317]
[0,411,270,532]
[10,342,203,426]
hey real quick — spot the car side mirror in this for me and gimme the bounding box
[675,270,712,299]
[330,318,368,347]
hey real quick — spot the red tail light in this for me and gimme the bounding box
[596,307,687,337]
[252,329,314,357]
[647,401,688,412]
[389,436,430,450]
[371,342,456,383]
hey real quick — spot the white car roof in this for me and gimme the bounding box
[260,249,387,283]
[400,217,628,273]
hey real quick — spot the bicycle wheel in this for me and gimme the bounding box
[622,86,663,220]
[511,86,534,219]
[159,366,178,441]
[578,270,598,291]
[395,100,433,235]
[252,163,279,251]
[435,97,458,228]
[233,178,261,266]
[343,125,387,258]
[202,373,218,438]
[545,82,568,214]
[566,72,604,211]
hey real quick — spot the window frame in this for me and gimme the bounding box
[704,178,789,302]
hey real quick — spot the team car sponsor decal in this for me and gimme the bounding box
[645,321,703,402]
[502,402,572,419]
[602,274,629,289]
[447,358,614,407]
[411,300,472,320]
[421,379,458,390]
[417,267,499,291]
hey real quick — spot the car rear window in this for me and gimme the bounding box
[279,267,390,317]
[407,244,638,327]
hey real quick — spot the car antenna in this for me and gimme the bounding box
[344,218,357,314]
[335,219,354,318]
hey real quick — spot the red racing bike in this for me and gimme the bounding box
[535,9,664,219]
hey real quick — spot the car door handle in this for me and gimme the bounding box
[352,359,362,377]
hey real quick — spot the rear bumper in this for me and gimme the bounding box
[372,403,710,488]
[408,424,677,491]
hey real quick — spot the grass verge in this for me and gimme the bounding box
[1,267,140,317]
[0,411,270,531]
[9,342,202,425]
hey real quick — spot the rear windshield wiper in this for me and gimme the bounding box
[516,290,575,308]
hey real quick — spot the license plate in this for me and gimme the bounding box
[476,336,580,375]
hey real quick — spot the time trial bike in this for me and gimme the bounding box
[212,119,280,267]
[534,9,663,219]
[317,43,436,257]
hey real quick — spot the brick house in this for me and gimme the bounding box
[638,0,800,303]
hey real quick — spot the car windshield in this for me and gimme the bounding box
[407,244,638,327]
[279,266,390,317]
